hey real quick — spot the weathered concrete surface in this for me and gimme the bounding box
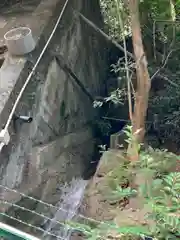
[1,127,93,213]
[0,0,107,228]
[0,0,60,128]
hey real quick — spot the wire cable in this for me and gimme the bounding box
[0,184,100,225]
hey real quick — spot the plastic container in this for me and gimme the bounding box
[4,27,35,55]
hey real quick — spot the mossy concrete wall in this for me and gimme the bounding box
[0,0,107,213]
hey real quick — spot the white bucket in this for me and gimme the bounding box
[4,27,35,55]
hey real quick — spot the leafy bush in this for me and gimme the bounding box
[148,72,180,145]
[100,0,130,40]
[139,147,178,177]
[70,124,179,239]
[145,172,180,239]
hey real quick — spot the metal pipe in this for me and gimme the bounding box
[0,0,69,152]
[76,11,134,60]
[55,55,94,103]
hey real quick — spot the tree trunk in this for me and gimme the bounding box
[128,0,151,160]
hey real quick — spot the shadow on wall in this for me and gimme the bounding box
[82,37,135,179]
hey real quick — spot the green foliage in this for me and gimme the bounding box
[139,147,178,177]
[108,163,180,239]
[82,127,179,239]
[123,125,141,153]
[100,0,180,145]
[125,127,179,239]
[69,220,149,240]
[100,0,130,40]
[148,77,180,144]
[87,1,180,239]
[140,0,175,20]
[144,172,180,239]
[93,88,126,108]
[107,186,137,203]
[106,156,131,190]
[100,0,180,41]
[92,118,112,137]
[69,126,179,240]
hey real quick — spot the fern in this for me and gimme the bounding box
[106,186,137,203]
[106,156,131,190]
[145,172,180,239]
[68,221,150,240]
[139,147,178,177]
[70,126,180,240]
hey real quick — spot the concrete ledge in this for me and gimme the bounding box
[0,127,93,213]
[29,127,93,171]
[0,0,61,129]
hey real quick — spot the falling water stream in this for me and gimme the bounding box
[43,178,88,240]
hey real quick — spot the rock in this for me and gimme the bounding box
[0,0,107,234]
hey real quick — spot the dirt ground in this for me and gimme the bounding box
[79,150,153,238]
[78,145,180,240]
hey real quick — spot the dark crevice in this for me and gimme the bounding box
[0,45,7,68]
[0,58,4,68]
[83,39,133,180]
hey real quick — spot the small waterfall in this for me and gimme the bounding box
[43,178,88,240]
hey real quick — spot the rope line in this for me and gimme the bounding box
[1,200,93,236]
[0,194,112,239]
[1,200,71,230]
[0,185,147,239]
[0,212,112,240]
[0,184,100,224]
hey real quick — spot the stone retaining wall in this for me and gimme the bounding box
[0,0,107,215]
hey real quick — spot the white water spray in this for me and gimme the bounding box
[43,178,88,240]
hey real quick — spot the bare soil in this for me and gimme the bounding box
[80,147,180,239]
[80,150,154,239]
